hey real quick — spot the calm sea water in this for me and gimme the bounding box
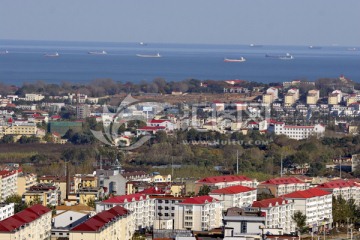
[0,40,359,86]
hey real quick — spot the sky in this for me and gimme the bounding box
[1,0,359,46]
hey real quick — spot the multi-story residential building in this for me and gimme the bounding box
[69,187,104,205]
[22,184,61,206]
[96,193,155,230]
[0,204,51,240]
[95,164,127,196]
[209,185,257,209]
[69,206,134,240]
[39,175,74,203]
[152,196,186,225]
[174,196,223,231]
[151,173,172,183]
[24,93,45,102]
[346,94,357,106]
[262,94,275,104]
[274,122,325,140]
[328,90,342,105]
[258,177,310,197]
[73,174,97,192]
[284,93,296,106]
[307,89,320,105]
[316,179,360,205]
[0,203,14,221]
[0,169,18,201]
[250,197,295,234]
[76,104,91,119]
[195,175,258,194]
[266,87,279,100]
[1,122,37,138]
[283,188,333,231]
[17,171,37,196]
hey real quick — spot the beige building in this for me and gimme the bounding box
[262,94,274,104]
[0,169,18,202]
[25,93,45,101]
[22,184,61,206]
[328,92,341,105]
[174,195,223,231]
[258,177,311,197]
[0,204,51,240]
[17,171,37,196]
[1,122,37,138]
[284,93,296,106]
[39,175,74,203]
[69,206,135,240]
[347,95,357,106]
[306,89,320,105]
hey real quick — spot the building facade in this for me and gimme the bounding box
[274,123,325,140]
[258,177,310,197]
[209,185,257,209]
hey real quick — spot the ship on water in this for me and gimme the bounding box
[88,50,107,55]
[265,53,294,60]
[136,53,161,58]
[224,57,246,62]
[249,43,263,47]
[308,45,322,49]
[0,50,9,55]
[44,52,59,57]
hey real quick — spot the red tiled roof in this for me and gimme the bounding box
[317,179,359,189]
[0,205,51,232]
[282,188,330,199]
[252,197,288,208]
[261,177,305,185]
[71,206,129,232]
[197,175,252,184]
[102,193,147,204]
[138,126,165,131]
[210,185,255,195]
[180,196,218,205]
[149,119,170,124]
[138,187,165,195]
[0,170,17,178]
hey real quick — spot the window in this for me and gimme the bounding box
[241,221,247,233]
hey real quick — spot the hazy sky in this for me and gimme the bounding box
[1,0,359,46]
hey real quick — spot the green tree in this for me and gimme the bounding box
[292,211,307,233]
[86,197,96,208]
[1,135,14,143]
[5,194,28,213]
[198,185,211,196]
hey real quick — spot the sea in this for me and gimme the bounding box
[0,40,360,86]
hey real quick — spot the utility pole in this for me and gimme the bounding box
[280,154,283,177]
[339,155,342,179]
[236,150,239,174]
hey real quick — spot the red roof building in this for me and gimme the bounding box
[282,188,330,199]
[0,204,51,239]
[316,179,360,205]
[258,177,310,197]
[179,195,218,205]
[195,175,258,194]
[209,185,257,209]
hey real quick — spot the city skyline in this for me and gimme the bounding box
[1,0,359,46]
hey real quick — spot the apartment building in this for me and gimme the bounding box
[317,179,360,205]
[96,193,155,230]
[0,204,51,240]
[307,89,320,105]
[283,188,333,230]
[22,184,61,207]
[328,90,342,105]
[250,197,295,234]
[148,119,176,131]
[73,174,97,192]
[258,177,310,197]
[17,171,37,196]
[209,185,257,209]
[274,122,325,140]
[284,88,299,106]
[76,104,91,119]
[0,203,14,221]
[1,122,37,138]
[39,175,74,203]
[262,94,275,105]
[0,169,18,201]
[152,196,187,224]
[174,196,223,231]
[195,175,258,194]
[25,93,45,101]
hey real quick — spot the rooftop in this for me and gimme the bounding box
[282,188,330,199]
[197,175,253,184]
[252,197,288,208]
[210,185,255,195]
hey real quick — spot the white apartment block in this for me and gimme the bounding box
[25,93,45,102]
[0,203,14,221]
[96,193,155,230]
[250,197,295,234]
[153,196,186,221]
[258,177,310,197]
[274,123,325,140]
[174,196,223,231]
[195,175,258,194]
[0,170,18,201]
[283,188,333,230]
[69,206,134,240]
[317,179,360,205]
[266,87,279,100]
[0,204,51,240]
[209,185,257,209]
